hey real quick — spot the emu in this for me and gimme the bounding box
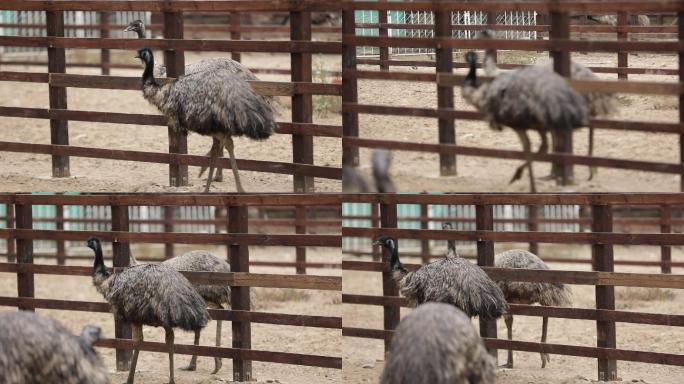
[495,249,571,368]
[342,149,396,193]
[374,235,507,320]
[462,50,589,192]
[588,14,650,26]
[135,47,276,193]
[479,29,618,180]
[380,302,495,384]
[162,250,231,374]
[87,237,210,384]
[0,311,107,384]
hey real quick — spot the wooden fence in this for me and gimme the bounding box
[1,203,341,273]
[0,193,342,380]
[341,0,684,190]
[343,202,682,273]
[0,0,343,193]
[342,193,684,381]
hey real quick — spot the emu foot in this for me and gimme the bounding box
[500,362,513,369]
[509,166,526,184]
[180,365,196,372]
[537,173,556,181]
[211,358,222,374]
[541,352,550,368]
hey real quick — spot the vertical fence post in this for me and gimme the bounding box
[342,9,359,167]
[434,8,456,176]
[56,202,65,265]
[378,7,389,71]
[228,205,252,381]
[230,12,242,62]
[420,203,430,264]
[591,204,617,381]
[15,203,33,311]
[549,11,573,185]
[163,206,174,260]
[617,12,628,80]
[475,204,497,360]
[679,11,684,192]
[528,205,539,254]
[486,11,498,63]
[7,204,15,262]
[380,201,399,353]
[291,10,315,192]
[371,203,380,261]
[661,205,672,274]
[46,11,69,178]
[100,12,111,75]
[295,205,307,274]
[111,204,132,371]
[163,12,188,187]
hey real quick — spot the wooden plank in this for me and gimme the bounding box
[0,71,48,82]
[528,205,539,254]
[420,203,429,264]
[341,9,359,166]
[592,204,617,380]
[341,1,684,13]
[295,206,306,274]
[15,204,33,312]
[46,10,70,178]
[342,327,391,341]
[55,202,65,265]
[0,141,341,180]
[617,12,629,80]
[661,205,672,274]
[110,204,132,371]
[378,5,389,71]
[680,10,684,191]
[163,206,174,259]
[290,10,314,192]
[343,136,684,175]
[5,204,15,263]
[380,202,399,353]
[550,11,573,184]
[0,1,343,13]
[275,122,342,138]
[230,12,242,62]
[229,205,252,381]
[476,204,497,359]
[434,8,456,176]
[99,12,111,75]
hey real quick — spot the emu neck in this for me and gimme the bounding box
[387,244,407,276]
[135,29,144,39]
[464,59,480,89]
[447,239,456,255]
[483,48,499,76]
[92,243,110,285]
[142,55,158,88]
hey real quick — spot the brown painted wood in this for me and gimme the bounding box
[434,8,456,176]
[15,204,33,312]
[617,12,629,79]
[592,204,617,380]
[378,5,389,71]
[290,11,314,192]
[163,12,188,187]
[661,205,673,274]
[341,1,684,13]
[229,205,252,381]
[550,11,573,185]
[6,204,15,263]
[230,12,242,62]
[110,204,132,371]
[342,9,359,166]
[46,11,70,178]
[679,10,684,191]
[295,206,307,274]
[475,204,497,359]
[55,202,65,265]
[99,12,111,75]
[380,202,399,353]
[528,205,539,254]
[163,206,174,260]
[420,203,430,264]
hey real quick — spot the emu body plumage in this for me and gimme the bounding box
[375,236,507,320]
[162,250,231,373]
[0,311,107,384]
[495,249,571,368]
[380,303,495,384]
[462,50,589,192]
[88,237,209,384]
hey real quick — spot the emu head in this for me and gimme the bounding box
[465,51,478,66]
[478,29,495,39]
[135,47,154,65]
[80,325,103,347]
[124,19,145,37]
[86,236,100,251]
[441,222,453,230]
[373,236,397,252]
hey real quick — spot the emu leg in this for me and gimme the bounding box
[165,327,175,384]
[180,330,200,371]
[203,138,222,193]
[511,130,549,185]
[199,139,224,182]
[126,324,143,384]
[212,312,223,374]
[502,314,514,368]
[510,130,537,192]
[224,136,245,193]
[541,316,550,368]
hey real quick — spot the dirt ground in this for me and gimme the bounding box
[0,51,341,193]
[354,51,681,193]
[0,245,341,384]
[343,244,684,384]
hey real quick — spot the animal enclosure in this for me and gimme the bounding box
[0,0,342,193]
[0,193,342,383]
[341,0,684,192]
[342,193,684,383]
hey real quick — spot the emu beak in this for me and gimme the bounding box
[134,54,140,59]
[124,26,135,32]
[372,240,381,246]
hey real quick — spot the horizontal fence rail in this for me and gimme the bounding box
[0,193,342,380]
[342,193,684,381]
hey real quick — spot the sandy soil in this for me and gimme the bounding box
[343,244,684,384]
[354,51,681,193]
[0,51,341,193]
[0,245,341,384]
